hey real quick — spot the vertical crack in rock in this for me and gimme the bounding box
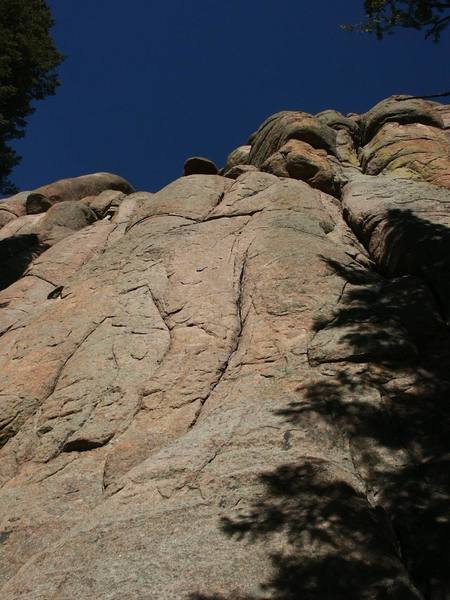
[146,285,173,361]
[188,246,249,431]
[44,315,114,404]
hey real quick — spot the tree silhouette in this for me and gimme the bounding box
[345,1,450,41]
[0,0,63,195]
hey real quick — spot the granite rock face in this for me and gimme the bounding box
[0,96,450,599]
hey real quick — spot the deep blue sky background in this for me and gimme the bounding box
[10,0,450,194]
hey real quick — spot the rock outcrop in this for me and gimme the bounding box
[183,157,219,176]
[0,96,449,599]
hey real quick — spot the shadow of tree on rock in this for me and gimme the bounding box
[190,462,418,598]
[191,209,450,600]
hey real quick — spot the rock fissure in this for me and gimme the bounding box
[188,249,249,432]
[44,316,114,404]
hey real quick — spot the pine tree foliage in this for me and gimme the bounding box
[0,0,63,195]
[345,1,450,41]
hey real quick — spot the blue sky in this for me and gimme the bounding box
[11,0,450,193]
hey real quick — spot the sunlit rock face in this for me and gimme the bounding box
[0,96,450,599]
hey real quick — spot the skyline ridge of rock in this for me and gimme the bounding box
[0,95,449,598]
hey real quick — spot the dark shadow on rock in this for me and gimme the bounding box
[285,212,450,597]
[368,208,450,277]
[0,234,47,290]
[190,209,450,600]
[376,208,450,326]
[190,463,417,599]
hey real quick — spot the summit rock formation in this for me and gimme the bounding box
[0,95,449,599]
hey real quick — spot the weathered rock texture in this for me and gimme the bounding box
[0,96,449,599]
